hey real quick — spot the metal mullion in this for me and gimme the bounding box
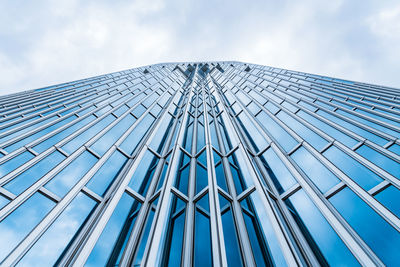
[210,74,302,266]
[201,77,228,267]
[182,85,200,266]
[62,73,184,265]
[142,67,197,266]
[117,77,188,267]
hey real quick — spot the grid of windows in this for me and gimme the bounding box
[0,62,399,266]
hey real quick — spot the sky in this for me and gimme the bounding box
[0,0,400,95]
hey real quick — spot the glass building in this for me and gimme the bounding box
[0,61,399,266]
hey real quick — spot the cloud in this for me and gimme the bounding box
[0,0,399,96]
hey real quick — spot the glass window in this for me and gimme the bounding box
[120,114,155,155]
[375,186,400,218]
[18,192,97,266]
[86,193,141,267]
[356,145,400,178]
[0,193,55,262]
[91,114,136,156]
[323,146,382,191]
[33,115,96,153]
[86,150,128,196]
[149,113,173,153]
[286,190,359,265]
[260,148,297,193]
[44,151,98,197]
[4,116,76,153]
[62,114,115,154]
[297,110,358,148]
[4,151,65,195]
[194,196,212,266]
[256,111,296,152]
[0,151,34,178]
[291,147,340,193]
[128,150,159,196]
[238,112,269,152]
[221,207,243,267]
[276,111,328,151]
[388,143,400,156]
[330,187,400,266]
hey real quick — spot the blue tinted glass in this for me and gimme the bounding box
[286,190,359,266]
[238,112,269,152]
[388,144,400,155]
[120,114,155,155]
[221,209,243,267]
[128,150,159,195]
[215,162,229,192]
[291,147,340,193]
[276,111,328,151]
[86,193,139,266]
[0,195,8,210]
[132,209,155,266]
[91,114,136,156]
[194,211,212,266]
[330,187,400,266]
[317,110,388,146]
[149,113,173,153]
[261,148,297,193]
[63,114,115,154]
[195,163,208,194]
[33,115,96,153]
[4,151,65,195]
[298,110,358,147]
[375,186,400,218]
[45,151,97,197]
[0,193,55,261]
[86,151,128,196]
[356,145,400,178]
[0,151,34,178]
[4,116,76,153]
[19,193,96,266]
[323,146,382,190]
[255,111,297,152]
[163,208,186,266]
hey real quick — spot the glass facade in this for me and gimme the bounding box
[0,62,399,266]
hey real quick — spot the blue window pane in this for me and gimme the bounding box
[286,190,359,266]
[62,114,115,154]
[375,186,400,218]
[86,193,140,267]
[298,110,358,147]
[195,163,208,194]
[261,148,297,193]
[33,115,96,153]
[4,151,65,195]
[323,146,382,190]
[317,110,388,146]
[221,208,243,267]
[388,144,400,155]
[149,113,173,153]
[91,114,136,156]
[238,112,269,152]
[120,114,155,155]
[356,145,400,178]
[256,111,299,152]
[276,111,328,151]
[0,151,34,178]
[194,211,212,267]
[19,192,97,266]
[86,150,128,196]
[4,116,76,153]
[132,209,155,266]
[291,147,340,193]
[330,187,400,266]
[128,150,159,195]
[0,195,8,210]
[0,193,55,262]
[45,151,97,197]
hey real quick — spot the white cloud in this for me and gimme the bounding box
[0,0,399,96]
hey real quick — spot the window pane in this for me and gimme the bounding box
[44,151,97,197]
[4,151,65,195]
[356,145,400,178]
[0,151,35,178]
[0,193,55,261]
[330,187,400,266]
[19,192,97,266]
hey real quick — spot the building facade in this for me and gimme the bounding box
[0,62,399,266]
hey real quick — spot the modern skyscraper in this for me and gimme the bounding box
[0,62,399,266]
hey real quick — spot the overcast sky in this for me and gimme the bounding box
[0,0,399,95]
